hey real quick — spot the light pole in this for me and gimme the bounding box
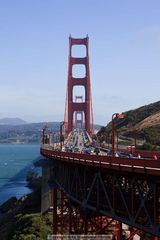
[107,132,110,149]
[112,113,124,157]
[53,132,55,149]
[132,129,136,149]
[60,121,65,151]
[42,124,50,144]
[116,130,119,151]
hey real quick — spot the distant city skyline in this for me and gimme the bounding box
[0,1,160,125]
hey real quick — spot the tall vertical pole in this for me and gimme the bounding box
[134,130,137,148]
[86,36,91,132]
[69,203,72,233]
[116,130,118,151]
[67,36,72,133]
[107,132,110,148]
[112,114,116,157]
[53,133,55,149]
[119,221,123,240]
[53,188,58,234]
[112,113,124,156]
[84,214,88,234]
[60,122,64,151]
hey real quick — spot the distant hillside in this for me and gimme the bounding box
[0,121,102,144]
[0,122,60,144]
[97,101,160,149]
[0,118,27,125]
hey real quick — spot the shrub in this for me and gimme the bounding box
[9,213,52,240]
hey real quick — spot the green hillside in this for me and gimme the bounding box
[97,101,160,150]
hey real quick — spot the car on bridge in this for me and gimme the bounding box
[65,145,73,152]
[94,147,100,155]
[73,147,80,153]
[83,147,91,154]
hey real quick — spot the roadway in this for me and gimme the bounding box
[42,128,160,162]
[64,129,160,161]
[63,129,137,158]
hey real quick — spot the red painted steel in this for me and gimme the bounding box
[44,148,160,237]
[53,188,58,234]
[40,147,160,176]
[112,147,160,159]
[134,149,160,158]
[51,189,132,236]
[65,36,93,133]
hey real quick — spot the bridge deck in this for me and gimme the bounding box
[41,146,160,176]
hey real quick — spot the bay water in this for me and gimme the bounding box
[0,144,41,205]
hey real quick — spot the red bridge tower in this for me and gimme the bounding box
[64,35,94,134]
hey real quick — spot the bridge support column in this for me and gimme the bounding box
[53,188,58,234]
[69,203,72,233]
[117,221,122,240]
[84,214,88,234]
[41,164,52,213]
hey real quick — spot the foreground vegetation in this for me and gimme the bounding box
[0,174,52,240]
[8,213,52,240]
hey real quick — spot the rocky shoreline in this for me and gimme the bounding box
[0,173,43,239]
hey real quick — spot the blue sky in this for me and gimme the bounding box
[0,0,160,125]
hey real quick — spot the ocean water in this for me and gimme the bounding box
[0,144,41,205]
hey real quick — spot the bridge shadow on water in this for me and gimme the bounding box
[0,156,42,205]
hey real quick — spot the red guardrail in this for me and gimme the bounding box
[40,147,160,176]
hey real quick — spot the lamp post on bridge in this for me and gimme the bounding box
[53,132,56,149]
[42,124,50,145]
[112,113,124,157]
[60,121,65,151]
[116,130,119,151]
[132,128,137,149]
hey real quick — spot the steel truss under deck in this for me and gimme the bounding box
[47,159,160,237]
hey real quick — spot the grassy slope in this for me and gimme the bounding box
[97,101,160,147]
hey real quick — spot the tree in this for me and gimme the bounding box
[9,213,52,240]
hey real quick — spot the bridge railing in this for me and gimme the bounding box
[40,146,160,176]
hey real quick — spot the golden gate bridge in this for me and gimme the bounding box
[40,36,160,240]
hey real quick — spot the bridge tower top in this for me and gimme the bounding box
[64,35,94,134]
